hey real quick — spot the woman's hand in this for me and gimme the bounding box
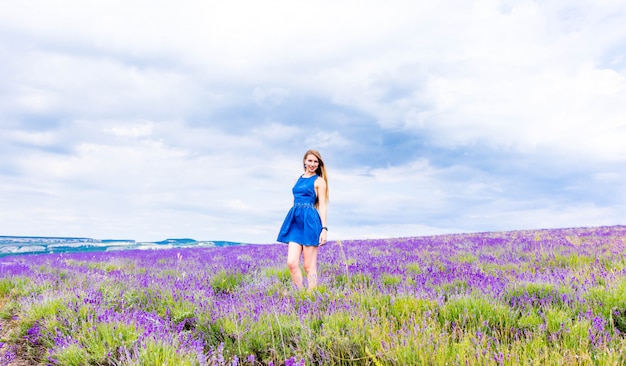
[319,229,327,246]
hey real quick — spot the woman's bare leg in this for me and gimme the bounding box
[287,242,304,289]
[302,245,320,290]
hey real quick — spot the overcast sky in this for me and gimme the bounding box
[1,0,625,243]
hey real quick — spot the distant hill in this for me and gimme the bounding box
[0,236,244,257]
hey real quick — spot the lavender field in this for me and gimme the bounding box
[1,226,626,365]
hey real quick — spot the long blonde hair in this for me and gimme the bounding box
[303,149,329,206]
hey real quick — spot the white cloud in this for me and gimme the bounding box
[105,121,154,138]
[250,122,300,141]
[305,131,351,149]
[253,87,291,109]
[228,199,251,211]
[8,130,59,146]
[1,0,625,244]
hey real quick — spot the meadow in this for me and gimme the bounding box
[1,226,626,365]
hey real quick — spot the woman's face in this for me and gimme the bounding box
[304,154,319,174]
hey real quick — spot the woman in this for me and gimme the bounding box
[277,149,328,290]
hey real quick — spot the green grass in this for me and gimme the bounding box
[584,278,626,319]
[210,269,245,294]
[2,227,626,365]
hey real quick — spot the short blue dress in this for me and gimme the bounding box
[277,174,323,246]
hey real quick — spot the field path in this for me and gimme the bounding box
[0,318,34,366]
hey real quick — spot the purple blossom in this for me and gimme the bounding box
[0,226,625,364]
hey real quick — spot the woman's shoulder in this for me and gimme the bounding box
[314,175,326,186]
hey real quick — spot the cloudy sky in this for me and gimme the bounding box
[1,0,625,243]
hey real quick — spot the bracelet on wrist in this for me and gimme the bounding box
[322,227,328,231]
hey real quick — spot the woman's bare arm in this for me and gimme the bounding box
[316,177,328,245]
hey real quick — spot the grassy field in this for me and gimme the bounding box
[1,226,626,365]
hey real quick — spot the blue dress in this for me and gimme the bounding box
[277,174,323,246]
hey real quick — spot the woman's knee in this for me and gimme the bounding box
[287,259,300,271]
[303,261,317,274]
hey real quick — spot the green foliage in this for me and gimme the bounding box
[584,278,626,319]
[433,260,447,272]
[2,227,626,365]
[505,282,564,309]
[263,267,292,287]
[368,248,386,257]
[381,274,402,287]
[350,273,372,289]
[331,274,348,288]
[49,344,90,366]
[4,276,31,297]
[76,321,139,363]
[0,277,15,297]
[438,279,469,297]
[211,269,245,294]
[405,262,422,275]
[613,308,626,333]
[331,272,373,290]
[169,300,197,325]
[517,310,542,330]
[352,291,391,317]
[248,313,305,363]
[553,252,595,269]
[20,298,67,337]
[136,339,197,365]
[544,307,572,334]
[563,319,591,349]
[438,296,516,335]
[201,316,239,346]
[90,262,120,272]
[390,296,436,321]
[315,310,369,363]
[454,253,478,264]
